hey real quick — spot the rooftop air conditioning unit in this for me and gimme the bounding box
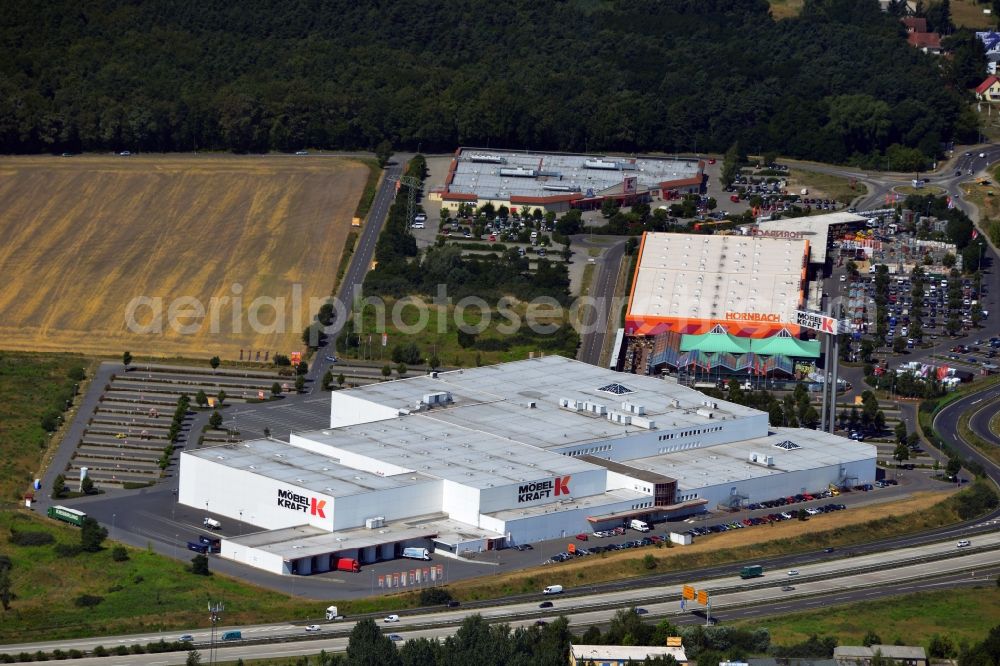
[559,398,582,411]
[749,452,759,463]
[668,399,681,408]
[607,411,632,425]
[765,456,775,466]
[696,409,714,418]
[365,517,385,529]
[630,416,656,430]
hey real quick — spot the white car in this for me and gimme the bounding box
[957,539,971,548]
[806,508,820,515]
[384,614,400,623]
[305,625,321,632]
[787,569,799,576]
[979,152,986,158]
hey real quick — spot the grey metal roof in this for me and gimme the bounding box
[446,148,701,200]
[624,428,876,489]
[339,356,762,452]
[184,438,438,496]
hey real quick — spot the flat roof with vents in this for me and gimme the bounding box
[330,356,764,453]
[626,232,810,338]
[184,438,438,496]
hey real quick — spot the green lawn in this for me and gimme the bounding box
[735,586,1000,647]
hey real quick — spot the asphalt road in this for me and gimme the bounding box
[969,395,1000,446]
[5,537,996,662]
[575,236,627,366]
[935,383,1000,482]
[308,159,403,389]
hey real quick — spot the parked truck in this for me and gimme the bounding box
[203,517,221,530]
[199,535,222,553]
[336,557,360,572]
[402,547,431,560]
[740,564,764,579]
[325,605,344,620]
[629,519,650,532]
[187,541,209,554]
[47,505,86,527]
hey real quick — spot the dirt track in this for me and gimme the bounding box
[0,155,367,358]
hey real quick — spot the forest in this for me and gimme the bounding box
[0,0,982,163]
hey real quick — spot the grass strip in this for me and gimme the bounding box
[352,159,382,220]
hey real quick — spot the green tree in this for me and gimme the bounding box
[396,363,407,378]
[946,456,962,479]
[122,351,132,368]
[111,546,129,562]
[271,381,282,397]
[0,557,12,611]
[190,554,210,576]
[80,517,108,552]
[186,650,202,666]
[81,474,94,495]
[295,375,306,393]
[296,361,309,376]
[208,410,223,429]
[216,390,226,406]
[195,389,208,408]
[345,617,401,666]
[862,630,882,647]
[68,367,86,382]
[209,356,220,370]
[375,140,394,168]
[322,369,333,390]
[894,421,908,444]
[337,373,346,387]
[382,364,392,379]
[893,442,910,467]
[52,474,67,499]
[892,337,907,354]
[428,355,440,370]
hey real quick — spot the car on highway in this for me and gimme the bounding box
[179,634,194,642]
[305,625,321,632]
[539,601,553,608]
[980,152,986,158]
[957,539,971,548]
[325,355,337,363]
[787,569,799,576]
[384,614,400,623]
[781,586,795,591]
[388,633,403,642]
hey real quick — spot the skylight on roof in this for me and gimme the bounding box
[773,440,800,450]
[598,383,633,395]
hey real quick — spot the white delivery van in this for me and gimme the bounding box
[629,519,650,532]
[542,585,564,595]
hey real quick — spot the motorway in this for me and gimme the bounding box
[4,534,997,662]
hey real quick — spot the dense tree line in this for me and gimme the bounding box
[0,0,973,163]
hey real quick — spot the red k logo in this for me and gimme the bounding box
[310,497,327,518]
[554,475,571,496]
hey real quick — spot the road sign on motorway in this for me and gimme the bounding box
[697,589,709,605]
[682,585,695,600]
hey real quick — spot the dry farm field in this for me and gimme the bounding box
[0,155,368,358]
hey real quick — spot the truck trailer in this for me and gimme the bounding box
[198,535,222,553]
[740,564,764,579]
[47,505,86,527]
[402,547,431,560]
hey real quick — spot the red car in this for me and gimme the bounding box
[575,533,589,541]
[708,158,717,165]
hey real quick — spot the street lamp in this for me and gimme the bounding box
[112,513,116,539]
[239,510,243,537]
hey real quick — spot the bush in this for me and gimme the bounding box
[91,646,107,657]
[32,653,46,662]
[642,553,658,570]
[8,530,55,546]
[955,480,999,520]
[15,653,32,663]
[66,653,81,660]
[74,594,103,608]
[129,645,145,654]
[111,546,129,562]
[419,588,453,606]
[50,650,64,660]
[112,646,128,656]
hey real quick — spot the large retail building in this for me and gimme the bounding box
[179,356,874,576]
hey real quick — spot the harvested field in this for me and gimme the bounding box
[0,155,370,358]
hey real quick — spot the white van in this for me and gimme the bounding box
[629,519,650,532]
[542,585,564,595]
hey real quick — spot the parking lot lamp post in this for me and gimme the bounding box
[239,510,243,537]
[112,513,116,539]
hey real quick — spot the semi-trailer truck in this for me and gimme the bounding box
[325,605,344,620]
[402,547,431,560]
[47,505,86,527]
[336,557,360,572]
[740,564,764,579]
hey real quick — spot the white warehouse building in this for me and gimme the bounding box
[178,356,875,576]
